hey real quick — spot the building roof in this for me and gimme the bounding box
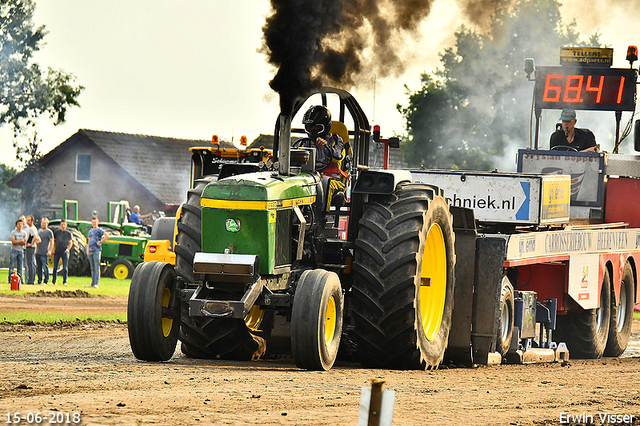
[81,130,226,206]
[10,129,236,207]
[247,134,274,150]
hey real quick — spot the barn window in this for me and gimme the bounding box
[76,154,91,182]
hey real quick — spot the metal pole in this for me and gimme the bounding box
[383,143,389,170]
[613,111,622,153]
[534,108,541,150]
[278,115,291,176]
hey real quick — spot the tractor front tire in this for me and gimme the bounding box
[291,269,343,371]
[109,258,135,279]
[128,261,181,361]
[555,268,611,359]
[351,183,456,370]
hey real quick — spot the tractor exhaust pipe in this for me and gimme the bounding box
[278,114,291,176]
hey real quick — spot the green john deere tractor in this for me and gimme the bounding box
[49,200,152,279]
[128,87,456,371]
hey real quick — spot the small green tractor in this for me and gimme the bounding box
[49,200,153,279]
[128,88,456,370]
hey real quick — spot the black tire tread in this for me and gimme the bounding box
[128,261,180,361]
[291,269,343,370]
[351,182,455,370]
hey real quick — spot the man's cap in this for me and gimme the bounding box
[559,108,576,121]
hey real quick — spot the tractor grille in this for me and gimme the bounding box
[118,244,133,257]
[275,209,291,267]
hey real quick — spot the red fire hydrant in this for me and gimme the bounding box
[10,274,21,291]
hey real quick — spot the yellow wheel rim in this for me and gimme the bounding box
[244,305,265,331]
[113,263,129,280]
[324,296,337,344]
[419,222,447,341]
[161,287,173,337]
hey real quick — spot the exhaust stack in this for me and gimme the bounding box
[278,114,292,176]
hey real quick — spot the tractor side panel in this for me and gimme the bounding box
[513,263,567,310]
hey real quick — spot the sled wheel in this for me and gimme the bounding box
[291,269,343,371]
[351,183,455,370]
[128,261,180,361]
[605,261,635,356]
[495,277,514,357]
[555,268,611,359]
[110,258,135,279]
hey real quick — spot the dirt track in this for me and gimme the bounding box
[1,294,640,425]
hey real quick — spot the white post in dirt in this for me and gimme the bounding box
[357,378,395,426]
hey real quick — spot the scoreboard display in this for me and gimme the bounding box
[534,66,637,111]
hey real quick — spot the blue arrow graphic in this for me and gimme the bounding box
[515,182,530,220]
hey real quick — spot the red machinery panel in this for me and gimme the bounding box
[605,177,640,228]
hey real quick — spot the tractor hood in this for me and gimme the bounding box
[199,171,320,275]
[201,171,318,205]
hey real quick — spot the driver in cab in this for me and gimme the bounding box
[550,108,599,152]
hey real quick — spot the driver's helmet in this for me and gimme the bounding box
[302,105,331,140]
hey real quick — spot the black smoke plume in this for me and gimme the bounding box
[261,0,507,114]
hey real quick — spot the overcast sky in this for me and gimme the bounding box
[1,0,637,168]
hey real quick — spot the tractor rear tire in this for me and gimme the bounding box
[291,269,343,371]
[100,225,121,236]
[128,261,181,361]
[174,177,267,361]
[174,178,213,283]
[351,183,456,370]
[68,227,89,276]
[495,277,515,357]
[605,262,635,357]
[109,258,135,279]
[150,217,177,245]
[555,268,611,359]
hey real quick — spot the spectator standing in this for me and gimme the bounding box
[52,219,73,286]
[86,216,109,289]
[9,219,27,284]
[24,215,40,284]
[36,217,54,285]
